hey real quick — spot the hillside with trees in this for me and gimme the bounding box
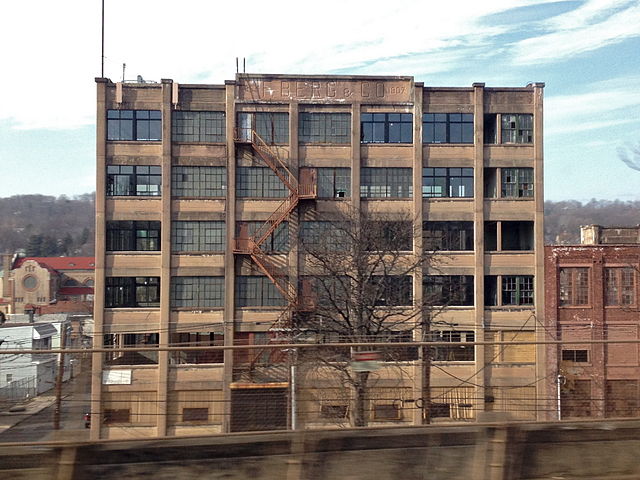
[0,194,94,256]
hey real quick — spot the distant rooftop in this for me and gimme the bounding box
[13,257,95,271]
[580,225,640,245]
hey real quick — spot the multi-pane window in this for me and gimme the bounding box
[105,277,160,308]
[559,268,589,306]
[171,221,225,252]
[237,167,288,198]
[300,221,348,251]
[562,350,589,362]
[172,111,225,142]
[422,168,473,198]
[106,221,160,251]
[423,221,474,251]
[371,275,413,306]
[502,168,533,198]
[501,114,533,143]
[424,276,474,306]
[423,113,474,144]
[236,276,286,307]
[170,277,224,308]
[104,333,159,365]
[170,332,224,364]
[502,275,534,305]
[605,267,635,306]
[172,166,226,197]
[237,112,289,144]
[316,167,351,198]
[365,221,412,251]
[107,165,161,196]
[107,110,161,141]
[430,331,475,361]
[237,222,289,252]
[361,113,412,143]
[361,168,412,198]
[299,113,350,144]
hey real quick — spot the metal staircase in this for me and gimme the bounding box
[233,129,316,333]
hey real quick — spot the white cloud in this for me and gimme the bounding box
[510,0,640,65]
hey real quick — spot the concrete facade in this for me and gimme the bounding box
[93,74,545,439]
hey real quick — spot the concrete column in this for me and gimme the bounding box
[351,103,361,212]
[222,80,237,433]
[473,83,486,418]
[531,82,546,420]
[90,77,108,441]
[412,83,425,425]
[156,79,173,437]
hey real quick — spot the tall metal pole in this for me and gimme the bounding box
[53,324,67,430]
[101,0,105,77]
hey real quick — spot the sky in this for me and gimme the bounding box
[0,0,639,202]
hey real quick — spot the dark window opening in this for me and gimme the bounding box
[502,221,534,250]
[430,330,475,362]
[430,403,451,418]
[502,114,533,144]
[182,408,209,422]
[320,405,348,419]
[502,168,533,198]
[361,113,412,143]
[484,114,497,144]
[107,110,161,141]
[106,221,160,251]
[484,168,498,198]
[107,165,161,196]
[373,404,401,420]
[315,167,351,198]
[105,277,160,308]
[365,221,412,251]
[104,333,159,365]
[422,168,473,198]
[104,409,131,424]
[424,275,474,306]
[371,275,413,306]
[170,332,224,364]
[562,350,589,362]
[485,222,498,251]
[605,267,635,306]
[423,113,473,144]
[502,275,534,306]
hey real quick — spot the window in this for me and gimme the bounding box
[430,403,451,418]
[237,112,289,144]
[430,331,475,361]
[107,165,161,196]
[424,276,474,306]
[22,276,38,290]
[320,405,348,419]
[502,168,533,198]
[32,337,52,350]
[300,221,348,251]
[237,221,289,253]
[316,167,351,198]
[172,166,226,197]
[423,113,473,143]
[170,277,224,308]
[373,404,401,420]
[171,221,225,252]
[170,332,224,364]
[562,350,589,362]
[605,380,639,418]
[365,221,412,251]
[104,409,131,424]
[502,114,533,144]
[104,333,159,365]
[559,268,589,306]
[361,168,412,198]
[423,221,474,251]
[501,221,534,250]
[299,113,350,144]
[361,113,412,143]
[502,275,534,306]
[105,277,160,308]
[371,275,413,306]
[107,110,161,141]
[237,167,288,198]
[183,408,209,422]
[422,168,473,198]
[605,267,635,306]
[172,111,225,142]
[236,276,286,307]
[106,221,160,251]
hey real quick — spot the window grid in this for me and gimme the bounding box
[172,111,225,142]
[502,276,534,306]
[106,221,161,252]
[423,221,474,251]
[107,165,162,196]
[423,113,474,144]
[422,168,473,198]
[253,113,289,144]
[170,277,224,308]
[171,221,225,252]
[237,167,288,198]
[316,168,351,198]
[236,276,286,307]
[238,221,289,252]
[559,268,589,306]
[361,113,413,143]
[299,113,351,144]
[430,331,475,361]
[361,168,412,198]
[107,110,161,141]
[105,277,160,308]
[605,267,636,306]
[171,166,226,197]
[424,276,474,306]
[501,114,533,143]
[501,168,534,198]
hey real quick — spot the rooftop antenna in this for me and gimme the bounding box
[101,0,105,77]
[122,63,126,82]
[236,57,239,74]
[243,57,246,73]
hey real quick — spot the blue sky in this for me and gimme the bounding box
[1,0,639,201]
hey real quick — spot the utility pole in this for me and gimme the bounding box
[53,323,67,430]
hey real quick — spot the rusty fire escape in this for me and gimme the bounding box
[233,128,317,335]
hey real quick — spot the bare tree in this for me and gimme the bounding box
[292,206,440,427]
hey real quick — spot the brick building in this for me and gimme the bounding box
[93,74,545,439]
[545,225,640,419]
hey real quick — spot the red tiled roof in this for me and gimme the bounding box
[58,286,94,296]
[39,300,93,314]
[14,257,95,271]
